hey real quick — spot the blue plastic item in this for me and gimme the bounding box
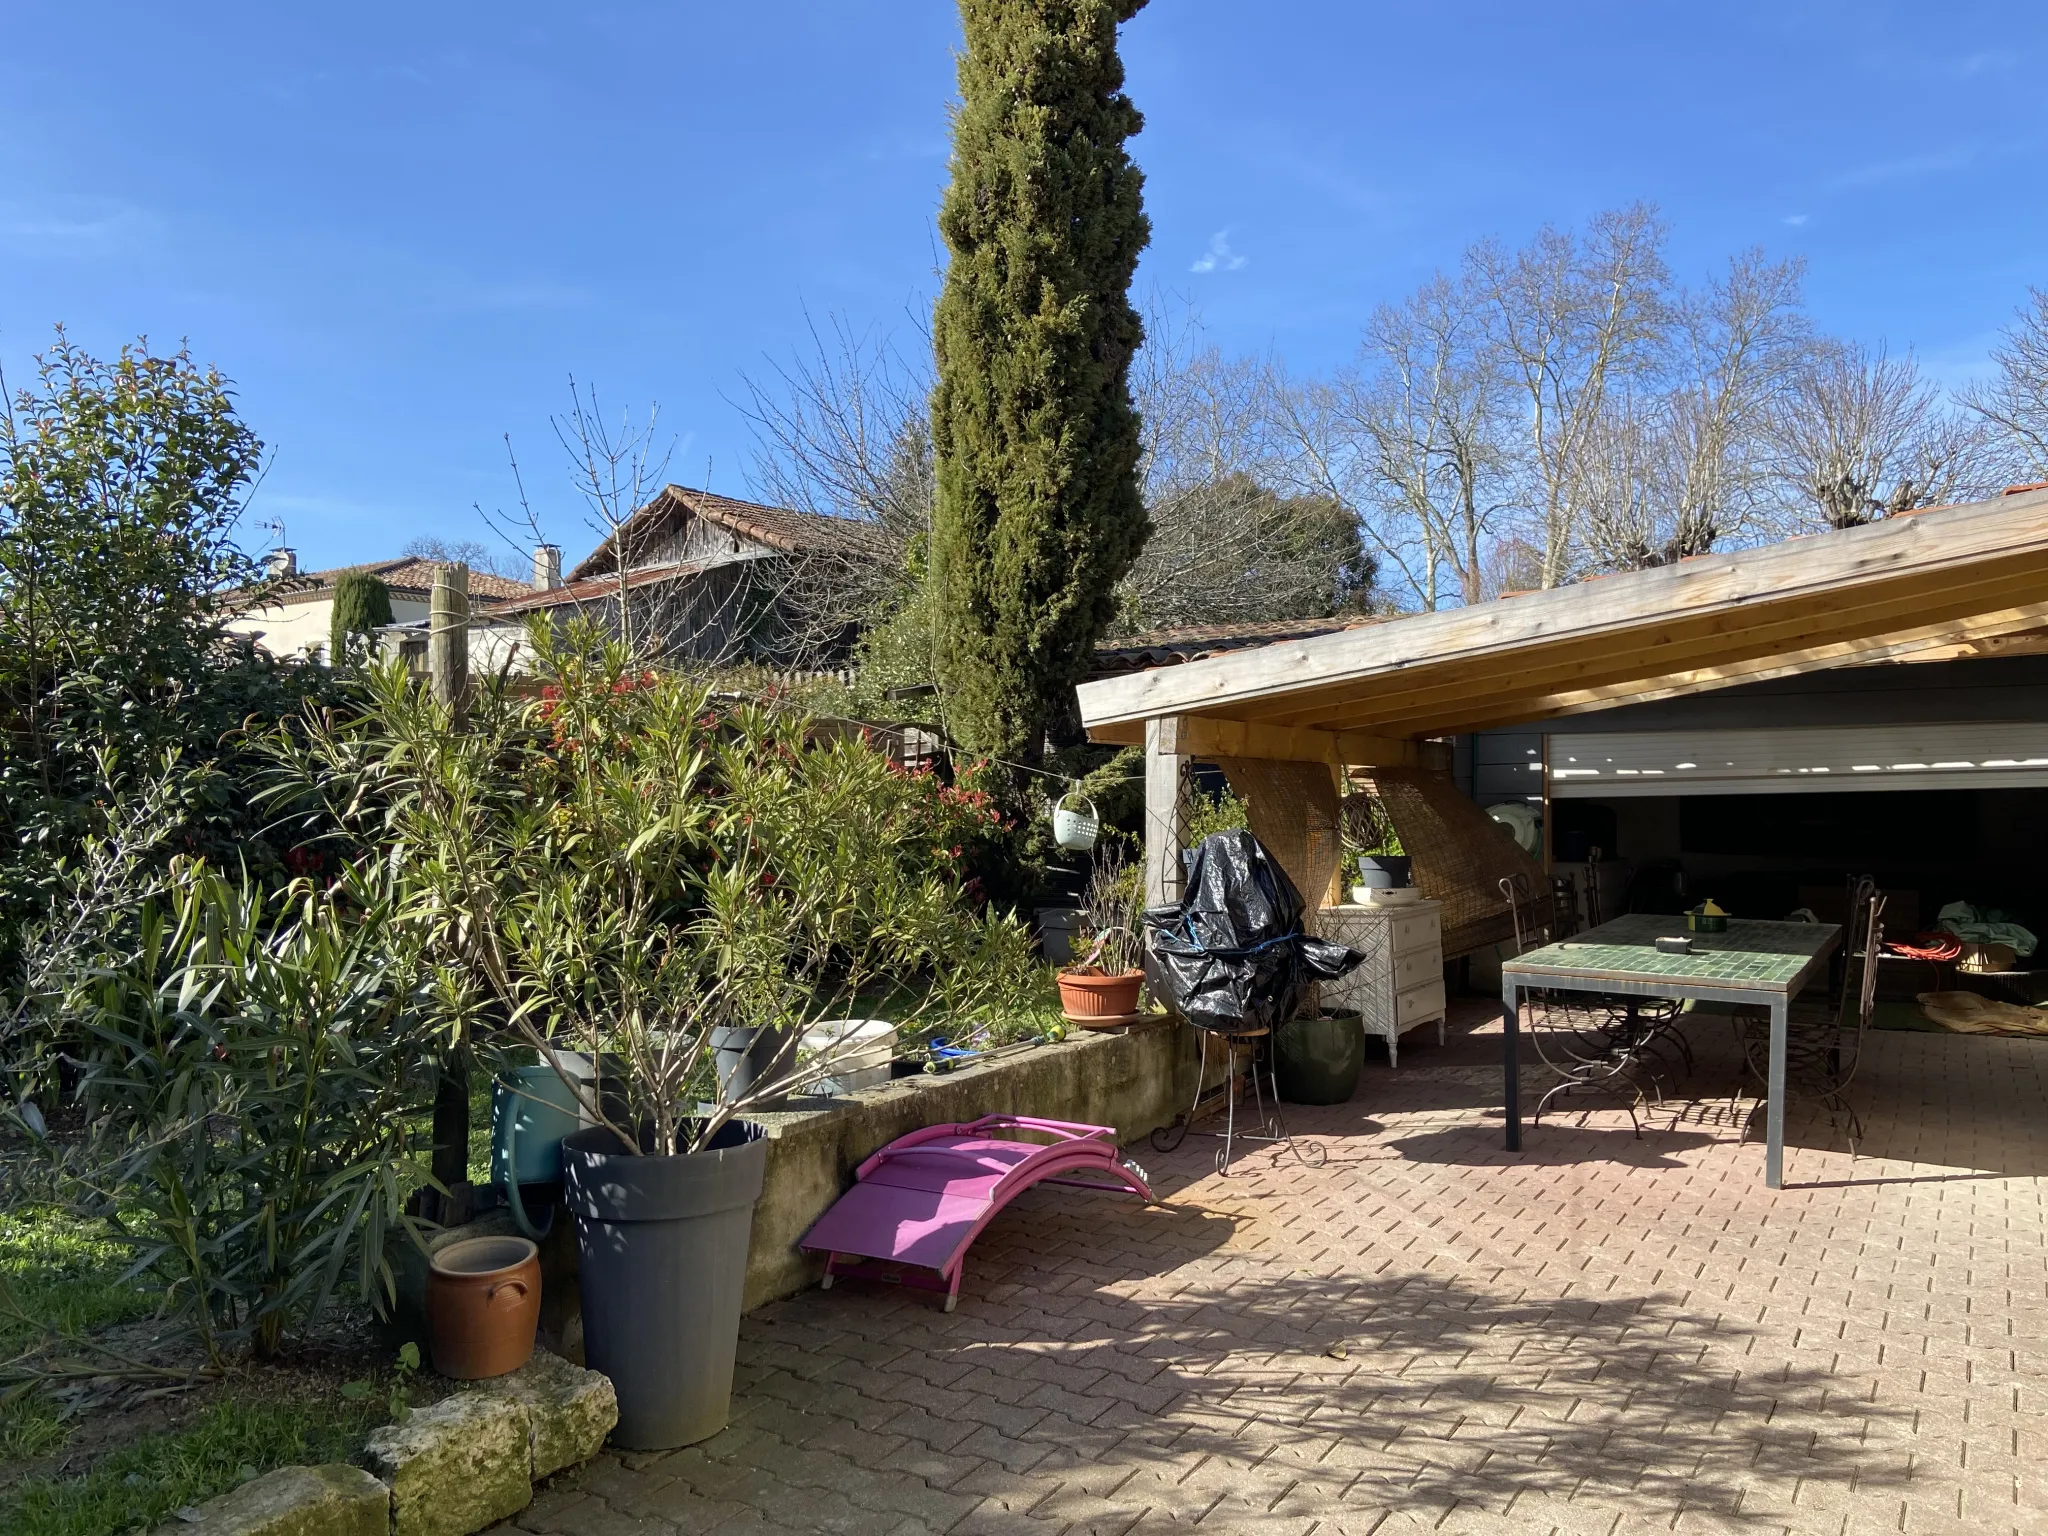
[490,1063,584,1238]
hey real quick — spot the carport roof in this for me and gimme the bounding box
[1078,487,2048,748]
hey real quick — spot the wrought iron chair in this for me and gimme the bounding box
[1502,874,1688,1133]
[1736,878,1885,1152]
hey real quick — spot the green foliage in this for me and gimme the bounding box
[1342,791,1404,857]
[0,332,338,976]
[0,1392,382,1536]
[68,862,439,1360]
[266,621,1039,1156]
[1182,785,1248,849]
[340,1341,419,1425]
[327,570,394,668]
[1074,841,1143,974]
[928,0,1152,766]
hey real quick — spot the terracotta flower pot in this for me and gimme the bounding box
[1057,966,1144,1022]
[427,1235,541,1380]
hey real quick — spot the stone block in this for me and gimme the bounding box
[154,1462,389,1536]
[470,1347,618,1478]
[366,1390,532,1536]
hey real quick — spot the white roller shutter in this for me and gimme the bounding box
[1547,723,2048,798]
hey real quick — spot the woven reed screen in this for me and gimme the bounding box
[1211,757,1345,915]
[1347,767,1552,959]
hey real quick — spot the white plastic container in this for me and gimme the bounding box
[801,1019,898,1096]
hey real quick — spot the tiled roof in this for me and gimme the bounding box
[568,485,867,581]
[1090,614,1382,674]
[481,560,702,617]
[251,559,535,607]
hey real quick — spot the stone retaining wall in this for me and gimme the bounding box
[393,1019,1207,1336]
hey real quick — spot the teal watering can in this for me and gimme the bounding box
[490,1063,585,1239]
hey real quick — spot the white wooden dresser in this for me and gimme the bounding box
[1310,900,1447,1068]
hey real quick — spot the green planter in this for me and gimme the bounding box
[1274,1013,1364,1105]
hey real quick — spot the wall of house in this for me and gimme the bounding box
[229,594,432,661]
[645,520,779,572]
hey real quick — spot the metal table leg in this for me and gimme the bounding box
[1765,996,1787,1188]
[1502,979,1522,1152]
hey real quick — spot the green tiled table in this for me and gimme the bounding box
[1501,914,1842,1187]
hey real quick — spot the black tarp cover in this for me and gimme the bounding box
[1142,830,1364,1034]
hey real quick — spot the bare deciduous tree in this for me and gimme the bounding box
[739,313,932,660]
[1475,203,1672,587]
[401,535,530,583]
[1961,286,2048,483]
[487,382,808,671]
[1271,272,1509,610]
[1769,341,1989,531]
[1121,308,1371,628]
[1575,251,1808,570]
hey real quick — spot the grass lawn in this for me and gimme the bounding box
[0,1206,398,1536]
[1,1394,384,1536]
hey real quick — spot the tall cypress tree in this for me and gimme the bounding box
[329,569,393,666]
[929,0,1151,768]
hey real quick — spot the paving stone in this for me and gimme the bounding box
[486,1016,2048,1536]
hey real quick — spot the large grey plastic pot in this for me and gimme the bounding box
[709,1026,791,1104]
[560,1121,768,1449]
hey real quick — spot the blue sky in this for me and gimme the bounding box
[3,2,2042,572]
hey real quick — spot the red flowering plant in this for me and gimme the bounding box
[272,618,1036,1157]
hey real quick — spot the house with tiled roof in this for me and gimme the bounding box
[225,550,550,662]
[471,484,871,672]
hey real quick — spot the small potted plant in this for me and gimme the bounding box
[1057,843,1146,1025]
[1343,793,1410,898]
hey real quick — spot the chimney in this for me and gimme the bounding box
[265,548,298,580]
[532,543,562,590]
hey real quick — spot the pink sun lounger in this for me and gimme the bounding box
[799,1114,1154,1310]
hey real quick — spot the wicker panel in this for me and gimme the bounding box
[1347,768,1552,960]
[1213,757,1344,916]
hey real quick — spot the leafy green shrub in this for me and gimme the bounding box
[327,570,394,668]
[266,622,1038,1156]
[0,333,342,980]
[1182,785,1248,848]
[68,862,439,1360]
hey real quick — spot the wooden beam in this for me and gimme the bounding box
[1076,489,2048,733]
[1426,600,2048,734]
[1142,718,1187,910]
[1153,716,1434,768]
[1237,559,2048,734]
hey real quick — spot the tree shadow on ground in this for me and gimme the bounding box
[709,1251,1915,1536]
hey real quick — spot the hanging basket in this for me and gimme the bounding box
[1050,791,1100,853]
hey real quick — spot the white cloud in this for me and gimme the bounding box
[1191,230,1247,274]
[0,195,158,260]
[1782,214,1809,227]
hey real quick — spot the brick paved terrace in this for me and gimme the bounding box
[504,1004,2048,1536]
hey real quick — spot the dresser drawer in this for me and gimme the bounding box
[1395,977,1446,1028]
[1389,910,1440,957]
[1392,946,1441,995]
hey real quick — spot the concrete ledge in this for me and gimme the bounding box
[403,1021,1207,1321]
[741,1019,1203,1308]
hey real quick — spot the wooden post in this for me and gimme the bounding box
[426,562,472,1223]
[429,564,470,713]
[1143,717,1187,910]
